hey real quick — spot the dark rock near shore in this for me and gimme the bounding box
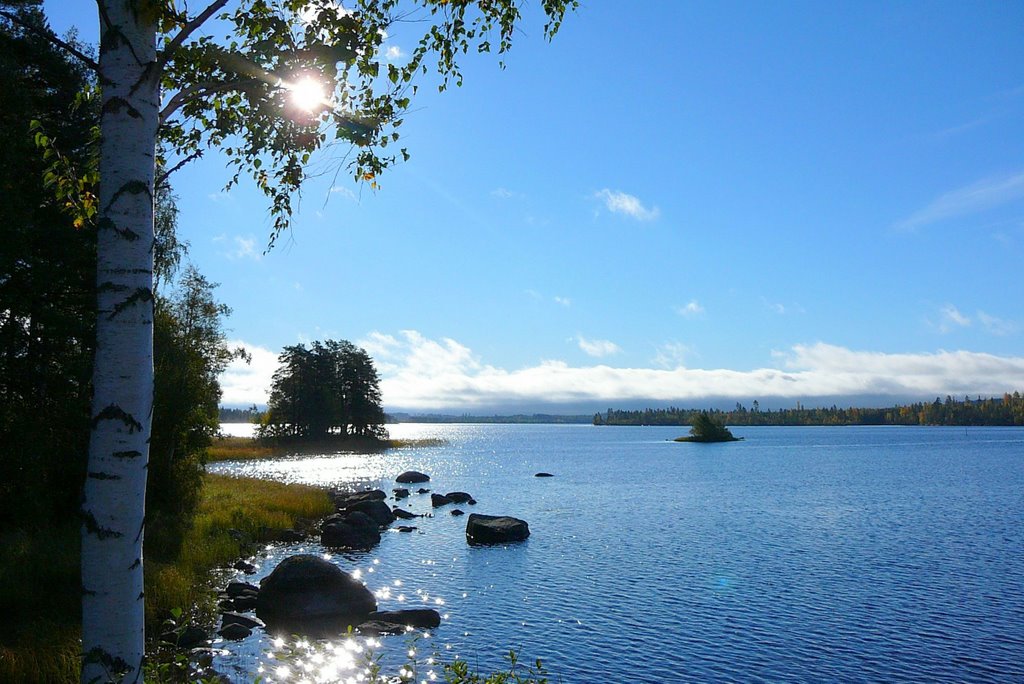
[226,581,260,598]
[233,560,257,574]
[466,514,530,544]
[321,512,381,550]
[356,620,408,635]
[451,509,465,516]
[367,609,441,629]
[220,612,263,630]
[396,525,417,533]
[467,498,477,505]
[344,499,396,527]
[333,489,387,509]
[396,471,430,484]
[445,491,473,504]
[392,507,418,520]
[256,555,376,635]
[231,594,258,611]
[535,472,554,477]
[431,493,453,507]
[278,529,304,543]
[393,488,410,499]
[163,625,208,649]
[218,623,252,640]
[416,488,431,494]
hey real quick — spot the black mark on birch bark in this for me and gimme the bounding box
[98,216,140,242]
[109,287,153,319]
[82,510,123,539]
[91,404,144,433]
[102,95,141,119]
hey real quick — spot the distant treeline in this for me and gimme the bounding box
[595,393,1024,427]
[220,407,262,422]
[387,412,592,424]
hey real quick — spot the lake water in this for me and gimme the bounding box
[208,424,1024,682]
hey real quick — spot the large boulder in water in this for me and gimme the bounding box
[333,489,387,509]
[465,514,530,545]
[256,555,376,635]
[445,491,473,504]
[321,512,381,550]
[344,499,396,527]
[396,471,430,484]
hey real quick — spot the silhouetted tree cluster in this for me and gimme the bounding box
[259,340,386,441]
[0,5,96,527]
[595,393,1024,427]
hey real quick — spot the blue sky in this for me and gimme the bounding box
[46,1,1024,411]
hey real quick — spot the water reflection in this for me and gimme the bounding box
[207,425,1024,683]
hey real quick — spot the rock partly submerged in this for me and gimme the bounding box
[465,513,530,545]
[256,554,376,636]
[321,511,382,550]
[396,470,431,484]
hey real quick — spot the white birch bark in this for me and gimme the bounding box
[81,2,159,682]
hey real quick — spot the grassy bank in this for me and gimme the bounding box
[207,434,448,462]
[0,473,333,683]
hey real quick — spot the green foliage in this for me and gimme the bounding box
[259,339,387,441]
[156,0,577,248]
[149,263,249,560]
[0,3,97,527]
[678,411,738,442]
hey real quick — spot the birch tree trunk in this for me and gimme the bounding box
[81,2,159,681]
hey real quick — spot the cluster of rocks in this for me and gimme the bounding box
[322,489,396,549]
[203,467,537,644]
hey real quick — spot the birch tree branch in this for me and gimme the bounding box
[0,9,100,72]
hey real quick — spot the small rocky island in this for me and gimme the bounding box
[674,412,743,443]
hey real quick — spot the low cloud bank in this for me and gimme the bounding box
[219,332,1024,412]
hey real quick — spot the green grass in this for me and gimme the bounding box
[207,435,449,462]
[0,524,82,683]
[0,473,333,683]
[146,473,333,627]
[206,435,278,461]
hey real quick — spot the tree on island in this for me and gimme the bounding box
[675,411,741,443]
[4,0,576,678]
[259,340,386,441]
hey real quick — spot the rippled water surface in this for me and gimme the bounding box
[208,424,1024,682]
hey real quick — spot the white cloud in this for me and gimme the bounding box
[653,342,691,369]
[385,45,404,60]
[675,300,704,317]
[896,171,1024,231]
[977,311,1016,336]
[577,336,622,358]
[939,304,972,332]
[554,296,572,307]
[352,331,1024,411]
[226,235,261,261]
[330,185,357,200]
[594,189,660,221]
[219,341,279,407]
[491,187,518,199]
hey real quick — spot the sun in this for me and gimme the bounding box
[288,76,328,113]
